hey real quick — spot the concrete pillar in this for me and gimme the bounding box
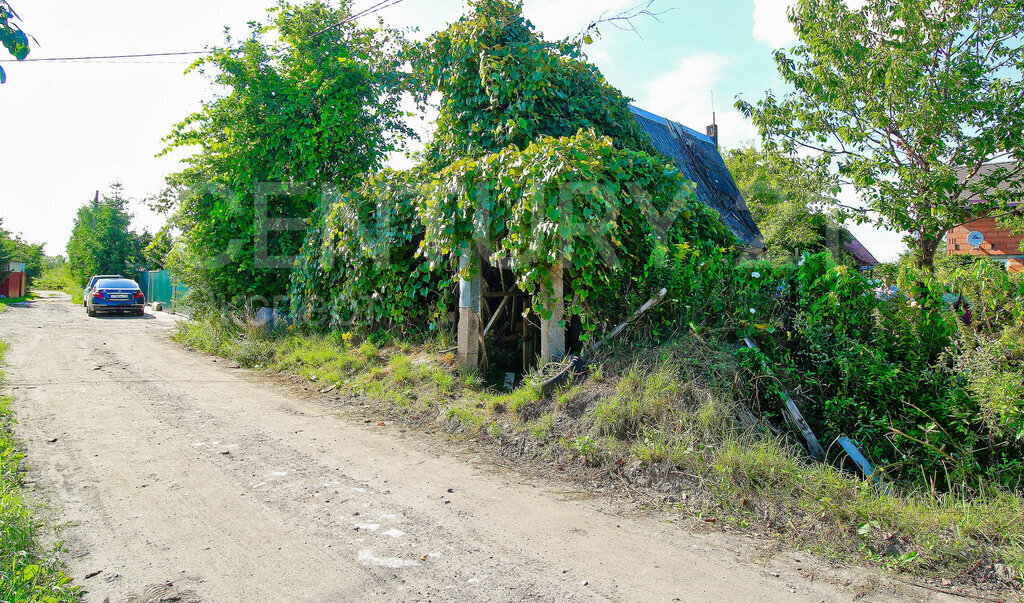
[540,261,565,363]
[457,251,482,369]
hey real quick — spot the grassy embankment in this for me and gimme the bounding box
[0,341,82,601]
[176,316,1024,591]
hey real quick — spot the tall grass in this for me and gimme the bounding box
[0,342,82,601]
[571,348,1024,579]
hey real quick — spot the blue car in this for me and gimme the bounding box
[87,278,145,317]
[82,274,123,307]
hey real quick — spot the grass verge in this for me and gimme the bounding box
[175,317,1024,592]
[0,294,39,313]
[0,341,82,601]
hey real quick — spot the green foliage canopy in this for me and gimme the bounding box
[143,226,174,270]
[0,219,43,287]
[724,146,855,262]
[66,184,150,285]
[161,0,413,307]
[738,0,1024,271]
[291,0,736,330]
[411,0,654,167]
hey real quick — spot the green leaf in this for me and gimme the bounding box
[857,520,879,536]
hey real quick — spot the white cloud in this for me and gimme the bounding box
[752,0,798,49]
[527,0,636,40]
[638,53,759,148]
[752,0,868,49]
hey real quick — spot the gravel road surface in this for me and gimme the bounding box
[0,294,954,601]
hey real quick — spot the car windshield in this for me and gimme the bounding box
[89,275,121,286]
[95,279,139,289]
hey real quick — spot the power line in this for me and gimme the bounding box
[311,0,409,37]
[0,50,207,63]
[2,59,193,65]
[1,0,413,65]
[345,0,407,24]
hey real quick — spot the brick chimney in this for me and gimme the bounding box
[706,112,719,148]
[706,123,719,147]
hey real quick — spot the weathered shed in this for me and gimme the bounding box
[457,108,768,371]
[629,105,764,254]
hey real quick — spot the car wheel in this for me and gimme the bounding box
[87,306,96,317]
[135,309,145,317]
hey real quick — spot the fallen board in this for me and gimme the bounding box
[744,337,826,459]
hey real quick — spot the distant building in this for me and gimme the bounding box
[0,261,27,298]
[631,105,886,269]
[630,106,765,256]
[843,234,879,270]
[945,162,1024,273]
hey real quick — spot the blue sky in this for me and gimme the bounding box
[0,0,904,259]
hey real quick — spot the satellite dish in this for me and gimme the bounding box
[967,231,985,248]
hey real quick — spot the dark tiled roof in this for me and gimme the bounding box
[843,235,879,267]
[629,105,764,249]
[956,161,1022,201]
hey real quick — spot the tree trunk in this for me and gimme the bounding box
[916,230,942,273]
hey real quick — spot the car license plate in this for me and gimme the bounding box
[110,294,130,300]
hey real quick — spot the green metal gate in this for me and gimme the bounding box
[136,270,186,308]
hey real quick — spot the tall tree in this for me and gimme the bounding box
[724,146,851,261]
[67,184,149,285]
[143,226,174,270]
[160,0,413,307]
[738,0,1024,271]
[0,1,30,83]
[0,219,10,270]
[412,0,654,168]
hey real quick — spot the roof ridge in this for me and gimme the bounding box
[628,104,765,249]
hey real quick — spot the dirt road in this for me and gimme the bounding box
[0,295,953,601]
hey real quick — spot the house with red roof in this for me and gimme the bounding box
[945,162,1024,273]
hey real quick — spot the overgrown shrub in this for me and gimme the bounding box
[161,0,414,306]
[287,0,739,335]
[657,246,1023,491]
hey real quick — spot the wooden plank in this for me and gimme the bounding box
[592,289,667,353]
[540,262,565,362]
[482,294,511,337]
[744,337,826,459]
[458,252,482,369]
